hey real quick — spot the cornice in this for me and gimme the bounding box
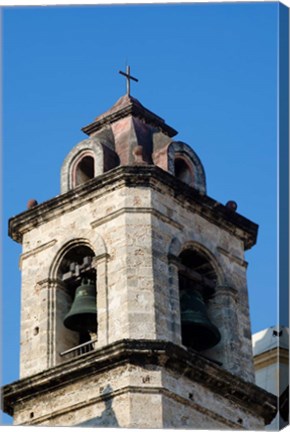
[253,347,289,370]
[9,165,258,249]
[81,98,177,137]
[2,339,277,424]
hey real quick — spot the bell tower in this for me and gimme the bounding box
[3,81,277,428]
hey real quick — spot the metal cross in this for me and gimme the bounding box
[119,65,138,96]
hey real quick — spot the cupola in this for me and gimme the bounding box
[61,93,206,195]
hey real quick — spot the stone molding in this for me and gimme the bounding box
[217,246,248,268]
[9,166,258,249]
[213,285,239,301]
[91,206,183,230]
[36,278,64,289]
[20,240,57,267]
[2,339,277,424]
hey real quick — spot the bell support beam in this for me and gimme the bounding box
[178,262,216,290]
[169,256,216,297]
[62,256,93,282]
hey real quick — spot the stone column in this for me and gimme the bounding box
[204,285,241,375]
[45,279,79,367]
[93,253,109,348]
[168,261,182,345]
[54,279,80,365]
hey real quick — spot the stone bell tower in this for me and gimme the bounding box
[3,73,277,428]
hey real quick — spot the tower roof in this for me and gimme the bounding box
[81,94,177,137]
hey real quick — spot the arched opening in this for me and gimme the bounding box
[174,157,193,185]
[57,245,97,358]
[178,248,221,352]
[75,155,95,186]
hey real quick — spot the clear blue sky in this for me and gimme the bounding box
[1,2,281,424]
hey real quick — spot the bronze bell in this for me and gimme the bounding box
[63,278,97,333]
[180,289,221,351]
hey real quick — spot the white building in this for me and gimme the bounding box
[253,326,289,430]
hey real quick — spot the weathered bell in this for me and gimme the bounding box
[180,289,221,351]
[63,278,97,333]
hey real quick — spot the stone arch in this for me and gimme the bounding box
[179,240,224,287]
[73,151,95,187]
[60,138,119,193]
[168,141,206,194]
[46,231,108,366]
[168,238,224,352]
[168,237,225,286]
[49,230,107,280]
[174,154,194,185]
[168,236,245,366]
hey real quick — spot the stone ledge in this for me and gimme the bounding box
[91,206,183,230]
[9,165,258,249]
[2,339,276,424]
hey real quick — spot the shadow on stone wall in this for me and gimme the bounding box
[77,385,119,427]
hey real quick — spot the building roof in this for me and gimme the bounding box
[81,94,178,137]
[252,326,289,356]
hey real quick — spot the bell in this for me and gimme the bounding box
[63,278,97,333]
[180,289,221,351]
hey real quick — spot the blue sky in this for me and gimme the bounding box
[1,2,282,424]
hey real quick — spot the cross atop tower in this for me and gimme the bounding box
[119,65,138,96]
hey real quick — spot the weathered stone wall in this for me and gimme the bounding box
[10,166,262,429]
[12,361,265,429]
[18,176,255,383]
[13,363,164,427]
[18,184,157,377]
[161,369,263,430]
[150,186,255,382]
[13,364,132,426]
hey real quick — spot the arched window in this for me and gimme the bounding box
[75,155,95,186]
[178,248,221,352]
[57,245,97,358]
[174,157,194,185]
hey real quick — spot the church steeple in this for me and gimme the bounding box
[2,80,277,428]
